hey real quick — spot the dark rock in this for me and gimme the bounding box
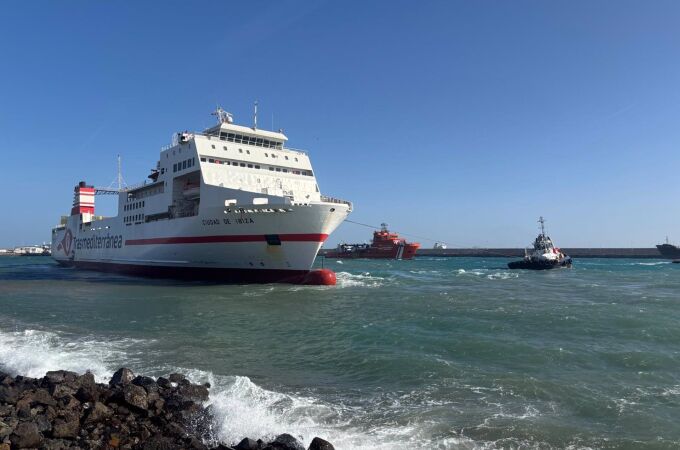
[269,433,304,450]
[52,417,80,439]
[141,433,184,450]
[57,394,80,410]
[166,421,187,438]
[235,437,261,450]
[77,371,95,386]
[44,370,78,385]
[0,373,11,386]
[133,375,159,394]
[10,421,43,448]
[164,394,195,412]
[177,383,210,402]
[83,401,112,424]
[41,440,72,450]
[0,369,334,450]
[186,436,208,449]
[308,437,335,450]
[34,414,52,433]
[75,383,100,403]
[49,383,76,399]
[109,368,135,386]
[0,420,11,439]
[29,388,57,406]
[168,373,186,384]
[122,383,148,411]
[157,377,172,389]
[0,386,18,404]
[16,403,31,418]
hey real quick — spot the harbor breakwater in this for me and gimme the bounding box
[320,247,662,258]
[0,368,334,450]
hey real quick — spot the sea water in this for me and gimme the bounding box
[1,256,679,449]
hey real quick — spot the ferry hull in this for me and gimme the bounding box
[52,203,349,285]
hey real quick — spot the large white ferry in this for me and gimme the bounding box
[51,108,352,284]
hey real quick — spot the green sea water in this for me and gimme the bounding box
[0,256,679,449]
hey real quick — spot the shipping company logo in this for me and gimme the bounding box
[74,233,123,250]
[57,228,74,256]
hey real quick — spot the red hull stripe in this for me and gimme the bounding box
[125,233,328,246]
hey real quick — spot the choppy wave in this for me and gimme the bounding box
[627,261,671,266]
[0,328,141,382]
[335,271,386,288]
[455,268,518,280]
[0,326,461,450]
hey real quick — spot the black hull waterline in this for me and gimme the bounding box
[508,257,573,270]
[55,260,335,285]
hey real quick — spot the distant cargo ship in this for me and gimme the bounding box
[326,223,420,260]
[656,237,680,259]
[51,108,352,285]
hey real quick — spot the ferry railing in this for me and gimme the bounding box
[163,132,309,156]
[320,195,353,208]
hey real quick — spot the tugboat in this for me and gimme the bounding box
[326,223,420,260]
[508,217,572,270]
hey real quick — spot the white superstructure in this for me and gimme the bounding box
[51,108,352,284]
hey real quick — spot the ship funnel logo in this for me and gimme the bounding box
[57,229,74,256]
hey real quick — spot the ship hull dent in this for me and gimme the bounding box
[56,259,334,285]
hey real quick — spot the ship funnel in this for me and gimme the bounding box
[71,182,95,216]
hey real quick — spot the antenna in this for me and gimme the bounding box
[253,100,258,129]
[117,155,123,190]
[538,216,546,235]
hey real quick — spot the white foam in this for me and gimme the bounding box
[0,328,140,382]
[486,272,519,280]
[0,326,464,450]
[628,261,670,266]
[335,272,385,288]
[162,366,462,450]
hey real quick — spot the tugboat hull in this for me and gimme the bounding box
[508,257,572,270]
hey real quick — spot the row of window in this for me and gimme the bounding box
[174,157,196,173]
[209,144,298,162]
[124,200,145,211]
[199,157,313,176]
[219,132,283,149]
[129,184,164,199]
[124,214,144,224]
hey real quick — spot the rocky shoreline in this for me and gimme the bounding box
[0,368,335,450]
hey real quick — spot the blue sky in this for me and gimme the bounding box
[1,1,679,248]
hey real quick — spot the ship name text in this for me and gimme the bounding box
[202,218,255,226]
